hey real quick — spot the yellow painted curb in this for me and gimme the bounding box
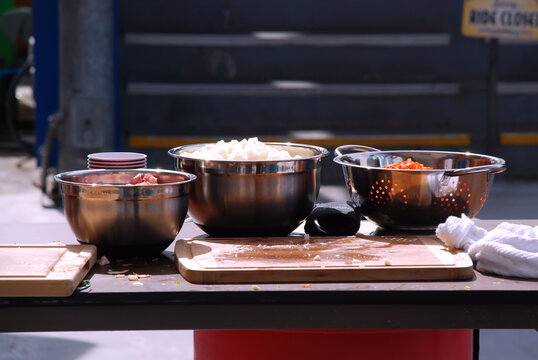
[500,132,538,146]
[129,134,471,149]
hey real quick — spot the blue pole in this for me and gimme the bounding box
[33,0,59,165]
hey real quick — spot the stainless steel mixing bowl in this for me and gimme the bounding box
[333,145,506,231]
[168,142,329,236]
[55,169,196,256]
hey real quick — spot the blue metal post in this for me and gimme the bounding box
[33,0,59,165]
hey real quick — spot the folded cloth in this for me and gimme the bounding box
[436,214,538,279]
[304,201,361,236]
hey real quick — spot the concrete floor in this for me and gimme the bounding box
[0,153,537,360]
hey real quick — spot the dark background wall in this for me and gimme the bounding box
[31,1,538,181]
[117,1,538,181]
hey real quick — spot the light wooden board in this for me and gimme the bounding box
[175,235,473,284]
[0,244,97,297]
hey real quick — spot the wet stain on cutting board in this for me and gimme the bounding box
[175,235,472,283]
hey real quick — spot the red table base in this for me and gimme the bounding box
[194,329,473,360]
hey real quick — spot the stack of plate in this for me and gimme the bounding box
[87,152,147,169]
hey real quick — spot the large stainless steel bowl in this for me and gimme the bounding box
[55,169,196,256]
[334,145,506,231]
[168,142,329,236]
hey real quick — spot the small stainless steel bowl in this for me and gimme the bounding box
[333,145,506,231]
[54,169,196,256]
[168,142,329,237]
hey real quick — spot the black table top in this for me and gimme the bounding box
[1,219,537,332]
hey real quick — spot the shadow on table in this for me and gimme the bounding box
[0,333,94,360]
[90,251,179,276]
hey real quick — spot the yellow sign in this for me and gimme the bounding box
[462,0,538,39]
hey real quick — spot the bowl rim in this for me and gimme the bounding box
[54,168,197,187]
[333,149,506,173]
[168,142,329,163]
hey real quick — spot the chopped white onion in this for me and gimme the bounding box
[180,137,301,161]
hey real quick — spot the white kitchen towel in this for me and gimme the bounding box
[436,214,538,279]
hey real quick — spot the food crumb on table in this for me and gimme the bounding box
[98,256,110,266]
[252,285,261,291]
[108,269,128,275]
[127,274,139,281]
[384,258,392,266]
[313,254,321,261]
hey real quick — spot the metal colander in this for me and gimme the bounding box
[333,145,506,230]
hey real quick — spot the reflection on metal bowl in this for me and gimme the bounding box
[333,145,506,231]
[168,142,329,237]
[54,169,196,256]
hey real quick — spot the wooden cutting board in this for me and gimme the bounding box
[0,244,97,297]
[175,235,473,284]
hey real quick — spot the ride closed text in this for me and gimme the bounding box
[469,8,538,27]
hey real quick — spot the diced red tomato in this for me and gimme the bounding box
[382,158,433,170]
